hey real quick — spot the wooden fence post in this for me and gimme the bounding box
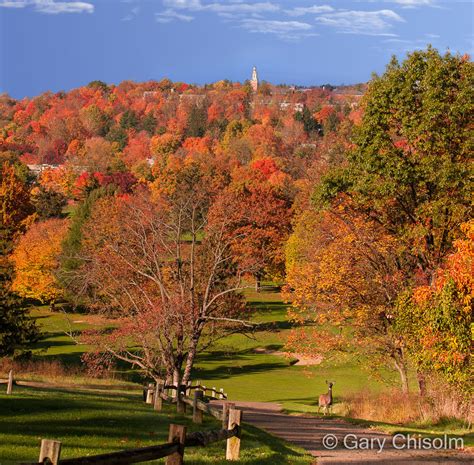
[154,382,163,411]
[202,385,206,397]
[219,388,225,400]
[226,408,242,461]
[222,402,235,429]
[165,424,186,465]
[146,383,154,404]
[192,390,203,424]
[6,370,13,395]
[39,439,62,465]
[185,381,191,397]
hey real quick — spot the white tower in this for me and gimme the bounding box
[251,66,258,92]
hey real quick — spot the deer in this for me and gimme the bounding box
[318,380,334,415]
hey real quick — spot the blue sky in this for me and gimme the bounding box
[0,1,472,99]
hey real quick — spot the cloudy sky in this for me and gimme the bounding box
[0,0,472,98]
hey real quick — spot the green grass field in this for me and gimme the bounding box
[26,288,393,413]
[3,286,470,460]
[0,386,312,465]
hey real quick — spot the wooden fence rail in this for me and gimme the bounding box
[21,422,241,465]
[12,377,241,464]
[154,382,227,400]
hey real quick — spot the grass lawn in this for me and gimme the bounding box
[27,291,393,413]
[10,287,470,452]
[193,288,395,413]
[0,386,313,465]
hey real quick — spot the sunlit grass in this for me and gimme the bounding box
[12,288,469,446]
[0,386,312,465]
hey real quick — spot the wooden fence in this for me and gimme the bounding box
[14,376,242,465]
[144,381,231,426]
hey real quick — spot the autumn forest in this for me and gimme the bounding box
[1,47,473,460]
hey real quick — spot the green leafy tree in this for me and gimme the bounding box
[0,254,40,358]
[120,110,139,130]
[315,48,473,281]
[142,112,157,135]
[294,106,322,135]
[106,125,128,151]
[60,186,115,303]
[185,104,207,138]
[87,80,109,93]
[32,186,67,219]
[301,48,473,392]
[0,163,39,357]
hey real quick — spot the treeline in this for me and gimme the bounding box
[0,48,472,402]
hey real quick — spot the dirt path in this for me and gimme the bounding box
[212,401,472,464]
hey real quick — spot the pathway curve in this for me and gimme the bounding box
[212,401,472,464]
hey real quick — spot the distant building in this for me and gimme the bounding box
[27,164,60,176]
[332,88,364,97]
[279,102,305,112]
[143,91,158,100]
[251,66,259,92]
[178,94,206,106]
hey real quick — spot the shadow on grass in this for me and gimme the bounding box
[192,360,289,381]
[188,422,309,465]
[1,387,312,465]
[36,351,85,366]
[256,320,294,331]
[247,301,287,311]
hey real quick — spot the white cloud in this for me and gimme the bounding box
[163,0,279,14]
[156,2,407,40]
[285,5,334,17]
[391,0,435,7]
[0,1,29,7]
[35,0,94,14]
[122,5,139,21]
[157,1,279,23]
[240,18,316,40]
[315,9,404,36]
[156,8,194,23]
[366,0,439,8]
[206,2,279,15]
[162,0,202,9]
[0,0,94,13]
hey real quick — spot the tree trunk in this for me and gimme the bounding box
[255,274,261,292]
[417,370,427,396]
[172,368,181,398]
[182,342,198,385]
[393,352,409,394]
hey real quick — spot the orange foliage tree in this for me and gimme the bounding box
[209,158,294,290]
[395,220,473,391]
[11,218,70,305]
[285,199,410,389]
[70,171,250,385]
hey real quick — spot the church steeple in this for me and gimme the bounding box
[251,66,258,92]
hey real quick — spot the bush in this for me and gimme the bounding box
[343,382,472,427]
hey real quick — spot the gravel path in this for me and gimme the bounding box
[212,401,473,464]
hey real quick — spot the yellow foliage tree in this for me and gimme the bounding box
[11,218,70,305]
[285,199,411,390]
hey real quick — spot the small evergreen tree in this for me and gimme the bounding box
[32,186,67,219]
[185,105,207,138]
